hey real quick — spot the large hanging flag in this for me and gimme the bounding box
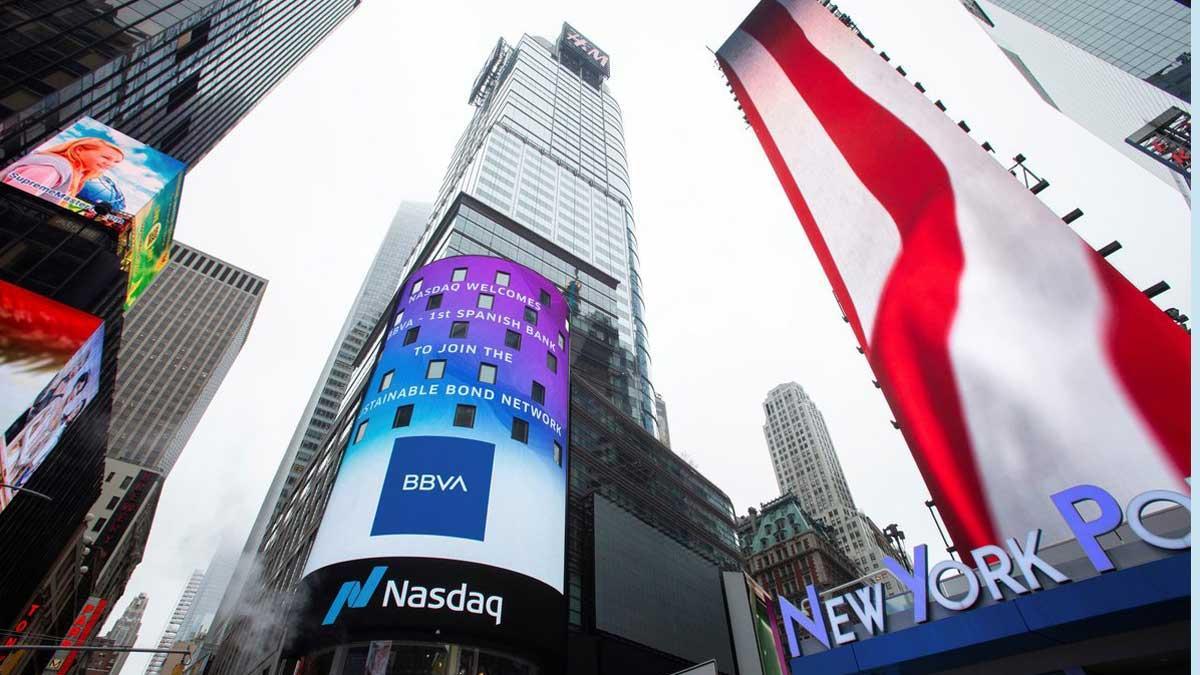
[717,0,1189,553]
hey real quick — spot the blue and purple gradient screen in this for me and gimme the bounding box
[304,255,571,593]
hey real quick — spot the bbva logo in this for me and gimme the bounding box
[401,474,467,492]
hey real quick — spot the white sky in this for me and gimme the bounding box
[105,2,1191,673]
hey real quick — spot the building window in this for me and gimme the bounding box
[557,333,565,350]
[403,326,420,345]
[412,278,423,294]
[478,363,497,384]
[393,309,405,328]
[166,71,201,111]
[496,271,510,286]
[511,418,529,443]
[531,381,545,405]
[452,267,468,282]
[454,404,476,428]
[105,471,115,483]
[426,360,446,379]
[92,517,107,532]
[379,370,394,391]
[354,420,370,443]
[105,496,119,510]
[524,306,538,324]
[554,442,563,466]
[478,293,494,309]
[505,330,522,349]
[426,293,443,310]
[546,352,557,373]
[175,17,211,60]
[449,321,469,339]
[540,289,551,307]
[393,404,414,428]
[119,476,133,489]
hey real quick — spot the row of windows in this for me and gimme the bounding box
[352,406,562,465]
[378,359,550,405]
[422,289,549,326]
[413,267,552,306]
[171,244,265,295]
[397,322,560,372]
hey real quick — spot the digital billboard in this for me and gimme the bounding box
[0,117,185,309]
[124,170,183,309]
[722,572,787,675]
[0,282,104,513]
[297,256,571,665]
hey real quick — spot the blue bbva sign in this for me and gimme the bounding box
[372,436,495,541]
[780,481,1191,655]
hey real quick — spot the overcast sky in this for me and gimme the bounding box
[104,1,1190,672]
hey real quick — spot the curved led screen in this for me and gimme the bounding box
[297,255,570,664]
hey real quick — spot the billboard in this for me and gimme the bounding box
[558,23,611,78]
[41,597,106,675]
[0,117,185,309]
[298,256,571,665]
[716,0,1188,554]
[0,282,104,513]
[722,573,788,675]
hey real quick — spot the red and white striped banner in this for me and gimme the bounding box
[718,0,1189,553]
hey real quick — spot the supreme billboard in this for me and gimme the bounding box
[296,256,570,667]
[0,117,185,309]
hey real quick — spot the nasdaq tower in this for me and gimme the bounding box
[406,24,658,434]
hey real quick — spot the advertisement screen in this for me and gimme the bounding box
[125,170,183,309]
[0,281,104,512]
[1,117,184,231]
[0,117,185,309]
[298,256,570,663]
[750,585,787,675]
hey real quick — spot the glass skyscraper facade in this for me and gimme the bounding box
[1,0,359,166]
[206,202,429,661]
[978,0,1190,95]
[965,0,1191,198]
[407,28,657,433]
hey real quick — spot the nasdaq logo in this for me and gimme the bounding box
[322,566,386,625]
[372,436,495,540]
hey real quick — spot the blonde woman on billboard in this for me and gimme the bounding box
[2,136,126,206]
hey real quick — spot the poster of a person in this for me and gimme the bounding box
[0,326,102,513]
[0,117,184,225]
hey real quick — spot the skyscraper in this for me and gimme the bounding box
[145,570,204,675]
[0,0,353,647]
[177,545,239,644]
[97,593,150,675]
[109,242,266,474]
[405,24,658,433]
[968,0,1190,96]
[762,382,900,593]
[207,202,428,653]
[0,0,360,167]
[962,0,1191,196]
[207,25,741,675]
[261,202,428,522]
